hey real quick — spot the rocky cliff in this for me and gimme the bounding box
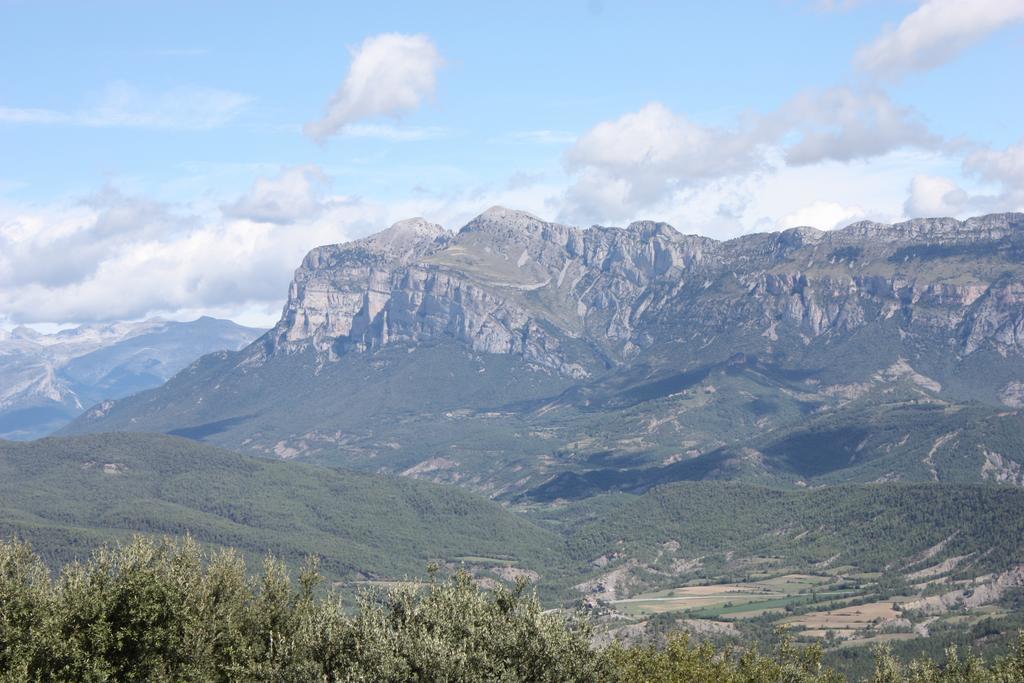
[265,208,1024,380]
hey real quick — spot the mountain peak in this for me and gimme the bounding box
[481,205,541,221]
[625,220,683,241]
[370,216,447,243]
[777,225,825,247]
[387,216,446,235]
[460,206,548,234]
[339,217,450,263]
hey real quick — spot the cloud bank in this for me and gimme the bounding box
[559,87,946,223]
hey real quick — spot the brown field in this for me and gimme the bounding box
[757,574,832,590]
[784,599,905,633]
[628,574,827,600]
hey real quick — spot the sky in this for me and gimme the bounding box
[2,0,1023,329]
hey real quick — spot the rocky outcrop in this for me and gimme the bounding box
[901,565,1024,614]
[981,449,1024,486]
[1000,381,1024,407]
[267,208,1024,379]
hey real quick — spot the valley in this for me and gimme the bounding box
[3,431,1023,676]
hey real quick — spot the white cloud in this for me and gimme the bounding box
[753,149,948,223]
[903,174,970,216]
[304,33,443,143]
[0,107,68,125]
[0,82,250,129]
[559,168,635,224]
[780,200,866,230]
[773,87,941,165]
[0,189,191,294]
[222,165,329,224]
[0,187,384,324]
[3,141,993,327]
[960,138,1024,211]
[554,144,957,239]
[561,102,764,220]
[856,0,1024,77]
[559,91,944,224]
[566,103,762,186]
[0,170,569,325]
[893,141,1024,219]
[965,139,1024,188]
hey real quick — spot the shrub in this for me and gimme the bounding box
[1,537,1022,682]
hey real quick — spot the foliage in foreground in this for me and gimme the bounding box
[1,537,1024,682]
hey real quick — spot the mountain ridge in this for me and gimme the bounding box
[65,209,1024,499]
[262,209,1024,370]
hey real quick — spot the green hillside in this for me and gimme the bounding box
[64,341,1024,502]
[3,437,1024,677]
[520,391,1024,500]
[0,433,563,581]
[4,432,1024,602]
[545,481,1024,578]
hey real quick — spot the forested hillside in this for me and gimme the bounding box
[5,433,1024,675]
[0,433,562,580]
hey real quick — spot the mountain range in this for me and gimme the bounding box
[12,207,1024,663]
[0,317,263,440]
[63,208,1024,499]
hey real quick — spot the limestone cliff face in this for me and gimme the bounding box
[269,212,590,376]
[644,212,1024,359]
[273,218,449,351]
[267,208,1024,376]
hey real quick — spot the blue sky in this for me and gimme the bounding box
[2,0,1023,327]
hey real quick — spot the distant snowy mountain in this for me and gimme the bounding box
[0,317,263,439]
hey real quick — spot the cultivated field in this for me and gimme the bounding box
[781,599,908,639]
[611,574,851,618]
